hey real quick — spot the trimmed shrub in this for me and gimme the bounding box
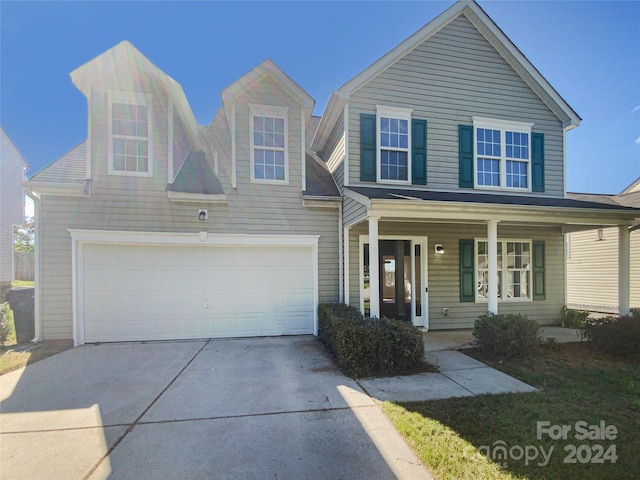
[473,312,540,358]
[0,303,13,347]
[318,303,428,378]
[578,316,640,358]
[558,306,590,328]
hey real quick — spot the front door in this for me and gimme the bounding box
[379,240,411,319]
[361,236,428,328]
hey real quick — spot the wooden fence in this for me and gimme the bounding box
[14,251,34,281]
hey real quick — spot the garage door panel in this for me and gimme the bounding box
[82,242,314,343]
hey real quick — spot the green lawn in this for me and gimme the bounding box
[382,343,639,480]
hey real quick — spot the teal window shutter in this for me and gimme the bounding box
[531,132,544,192]
[360,113,376,182]
[459,239,475,302]
[532,240,546,300]
[411,119,427,185]
[459,125,474,188]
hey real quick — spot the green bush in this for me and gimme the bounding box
[558,306,590,328]
[0,303,14,347]
[318,303,428,378]
[578,316,640,358]
[473,312,540,358]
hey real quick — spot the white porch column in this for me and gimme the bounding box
[369,215,380,318]
[618,225,631,316]
[343,227,350,306]
[487,220,499,314]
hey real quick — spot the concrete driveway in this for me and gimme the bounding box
[0,337,431,479]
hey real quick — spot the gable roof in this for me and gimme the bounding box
[221,59,315,131]
[70,41,198,141]
[312,0,581,152]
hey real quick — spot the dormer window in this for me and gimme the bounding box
[250,104,289,184]
[376,106,413,184]
[473,117,532,191]
[108,91,153,176]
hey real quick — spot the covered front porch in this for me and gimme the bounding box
[342,187,639,330]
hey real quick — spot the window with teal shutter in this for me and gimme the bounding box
[360,113,376,182]
[411,119,427,185]
[459,125,474,188]
[531,133,545,192]
[459,239,475,302]
[532,240,546,300]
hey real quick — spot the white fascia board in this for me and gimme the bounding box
[463,4,581,128]
[26,181,89,197]
[335,0,580,129]
[337,1,466,98]
[67,229,320,248]
[343,188,371,209]
[166,192,227,204]
[302,197,341,208]
[311,92,345,153]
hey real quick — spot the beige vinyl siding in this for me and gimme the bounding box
[347,15,564,197]
[322,111,345,176]
[38,75,339,340]
[567,228,640,311]
[333,161,344,191]
[347,221,564,329]
[343,196,367,228]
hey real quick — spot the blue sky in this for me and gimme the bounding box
[2,0,638,194]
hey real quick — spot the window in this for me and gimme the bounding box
[476,239,532,301]
[108,92,153,176]
[250,104,288,183]
[377,106,412,183]
[473,117,532,190]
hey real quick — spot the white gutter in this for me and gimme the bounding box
[25,188,41,343]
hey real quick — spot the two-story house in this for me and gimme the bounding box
[26,1,639,346]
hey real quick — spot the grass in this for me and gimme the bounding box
[0,302,71,375]
[382,343,639,480]
[11,280,34,288]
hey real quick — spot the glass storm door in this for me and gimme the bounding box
[361,237,428,328]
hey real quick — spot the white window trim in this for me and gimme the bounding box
[472,117,533,192]
[376,105,413,185]
[107,90,153,177]
[474,238,533,303]
[250,103,289,185]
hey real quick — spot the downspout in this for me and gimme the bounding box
[25,188,41,343]
[338,201,343,303]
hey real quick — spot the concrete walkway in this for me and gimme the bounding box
[360,350,537,402]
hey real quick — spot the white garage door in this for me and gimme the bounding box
[82,243,315,343]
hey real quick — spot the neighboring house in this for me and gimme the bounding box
[567,178,640,313]
[25,0,639,346]
[0,127,28,298]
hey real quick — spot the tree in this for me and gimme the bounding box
[13,217,34,252]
